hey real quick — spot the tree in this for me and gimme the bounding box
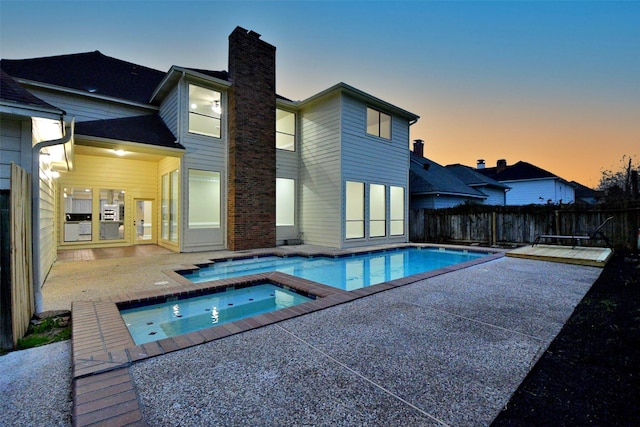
[598,155,639,197]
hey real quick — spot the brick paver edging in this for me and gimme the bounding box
[70,247,504,426]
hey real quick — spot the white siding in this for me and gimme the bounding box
[24,87,155,122]
[341,95,409,185]
[411,195,475,209]
[276,148,299,243]
[556,181,575,204]
[505,179,558,205]
[0,117,26,189]
[179,79,227,252]
[299,94,342,247]
[159,85,179,136]
[340,95,410,248]
[38,166,56,284]
[481,187,506,205]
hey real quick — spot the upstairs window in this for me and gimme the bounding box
[276,109,295,151]
[189,84,222,138]
[366,107,391,139]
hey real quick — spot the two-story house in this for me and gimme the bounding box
[0,27,419,309]
[475,159,575,205]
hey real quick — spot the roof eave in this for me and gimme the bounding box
[0,101,65,120]
[300,82,419,121]
[151,66,232,104]
[15,78,158,112]
[75,134,185,156]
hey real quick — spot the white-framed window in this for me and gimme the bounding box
[188,170,220,229]
[276,109,295,151]
[346,181,365,239]
[390,186,405,236]
[366,107,391,139]
[161,170,179,242]
[189,84,222,138]
[369,184,386,237]
[276,178,295,226]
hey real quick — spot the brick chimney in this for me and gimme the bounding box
[413,139,424,158]
[497,159,507,173]
[227,27,276,250]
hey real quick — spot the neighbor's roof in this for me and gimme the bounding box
[75,115,183,149]
[475,161,559,182]
[0,68,64,115]
[1,51,166,104]
[410,153,485,198]
[445,164,510,190]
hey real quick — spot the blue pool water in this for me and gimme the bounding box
[120,283,312,345]
[183,247,488,291]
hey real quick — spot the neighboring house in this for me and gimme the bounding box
[409,140,487,209]
[445,163,509,205]
[570,181,600,204]
[475,159,575,205]
[1,27,419,310]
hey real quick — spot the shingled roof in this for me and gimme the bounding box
[75,115,183,149]
[475,161,558,181]
[1,51,167,104]
[0,68,64,113]
[410,153,486,198]
[445,164,510,189]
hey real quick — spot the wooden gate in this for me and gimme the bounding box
[0,163,33,348]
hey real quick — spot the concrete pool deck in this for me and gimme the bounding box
[42,244,603,426]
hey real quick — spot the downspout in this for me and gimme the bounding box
[31,117,74,313]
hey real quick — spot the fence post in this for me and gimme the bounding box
[492,211,497,246]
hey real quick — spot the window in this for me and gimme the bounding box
[161,174,169,240]
[170,171,179,241]
[369,184,386,237]
[188,170,220,229]
[63,187,93,242]
[276,109,295,151]
[189,84,222,138]
[276,178,295,226]
[161,171,179,242]
[346,181,365,239]
[366,107,391,139]
[99,189,125,240]
[390,186,405,236]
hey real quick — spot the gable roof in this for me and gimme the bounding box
[410,153,485,199]
[445,164,510,190]
[0,68,64,116]
[75,115,183,149]
[300,82,419,122]
[1,51,166,104]
[475,161,558,182]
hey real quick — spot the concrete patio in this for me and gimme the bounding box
[40,244,602,426]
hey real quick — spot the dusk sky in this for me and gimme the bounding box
[1,1,638,187]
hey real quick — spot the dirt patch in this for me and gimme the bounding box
[492,251,640,425]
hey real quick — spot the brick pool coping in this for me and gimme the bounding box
[70,245,504,426]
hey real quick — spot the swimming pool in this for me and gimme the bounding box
[120,283,313,345]
[182,247,488,291]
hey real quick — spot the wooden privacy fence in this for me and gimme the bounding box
[0,163,33,349]
[410,204,640,250]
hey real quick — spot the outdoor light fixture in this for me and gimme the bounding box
[114,149,126,156]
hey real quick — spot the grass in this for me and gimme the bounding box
[0,313,72,355]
